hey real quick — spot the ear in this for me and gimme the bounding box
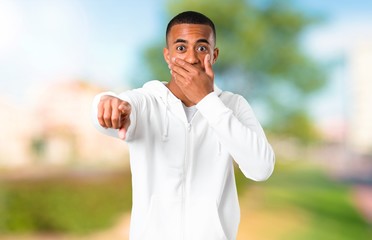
[163,47,170,65]
[212,48,219,64]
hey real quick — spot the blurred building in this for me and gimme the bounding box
[0,97,35,167]
[0,80,129,169]
[348,42,372,155]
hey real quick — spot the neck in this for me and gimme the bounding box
[166,80,195,107]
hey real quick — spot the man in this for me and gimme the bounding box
[93,11,274,240]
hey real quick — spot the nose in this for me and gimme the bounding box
[184,49,199,64]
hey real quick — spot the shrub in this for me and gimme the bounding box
[0,170,132,234]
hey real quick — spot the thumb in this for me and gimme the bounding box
[118,102,131,121]
[118,102,130,113]
[204,54,213,77]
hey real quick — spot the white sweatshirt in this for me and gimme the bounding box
[92,80,275,240]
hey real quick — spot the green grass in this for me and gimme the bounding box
[235,161,372,240]
[1,161,371,239]
[0,170,132,234]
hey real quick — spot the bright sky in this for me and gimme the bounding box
[297,1,372,123]
[0,0,371,123]
[0,0,163,100]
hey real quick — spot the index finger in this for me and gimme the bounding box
[172,57,196,73]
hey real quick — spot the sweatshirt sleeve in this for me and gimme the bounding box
[196,92,275,181]
[91,91,137,141]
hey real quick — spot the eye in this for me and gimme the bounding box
[197,46,208,52]
[176,45,186,51]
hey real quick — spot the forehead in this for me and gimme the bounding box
[167,24,214,44]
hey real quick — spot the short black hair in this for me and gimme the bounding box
[166,11,216,45]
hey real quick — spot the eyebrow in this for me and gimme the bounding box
[173,38,210,45]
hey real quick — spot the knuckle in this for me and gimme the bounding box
[98,118,105,126]
[103,114,111,121]
[111,116,119,122]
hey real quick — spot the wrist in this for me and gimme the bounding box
[194,86,214,103]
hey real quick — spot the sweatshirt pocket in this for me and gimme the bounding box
[186,198,229,240]
[141,195,181,240]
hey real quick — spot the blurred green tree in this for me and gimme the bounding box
[139,0,326,143]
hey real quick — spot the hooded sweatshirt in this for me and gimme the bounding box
[92,80,275,240]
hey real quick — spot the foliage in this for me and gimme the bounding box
[0,170,132,234]
[139,0,327,143]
